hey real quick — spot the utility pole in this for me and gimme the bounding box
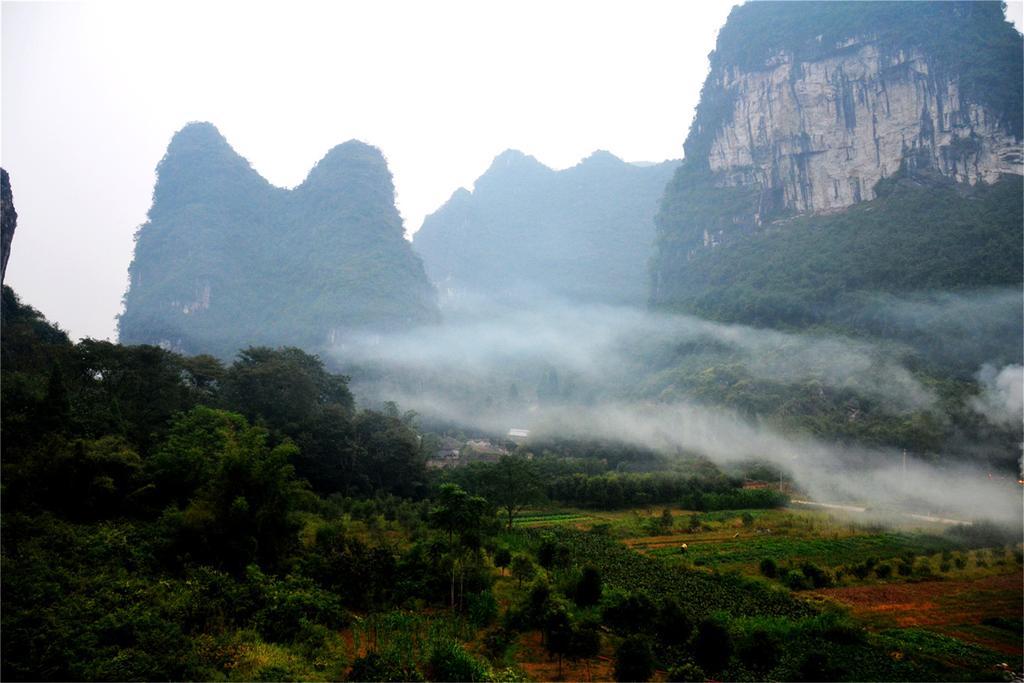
[902,449,907,479]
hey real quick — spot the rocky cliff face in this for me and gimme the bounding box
[650,1,1023,311]
[656,2,1023,258]
[1,168,17,284]
[705,41,1021,217]
[119,122,438,358]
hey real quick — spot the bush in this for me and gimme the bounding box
[602,591,657,634]
[759,557,778,579]
[874,563,893,579]
[666,661,706,682]
[574,566,602,606]
[781,569,810,591]
[468,591,499,628]
[614,635,655,682]
[799,562,832,588]
[692,616,733,674]
[347,652,423,682]
[735,626,782,674]
[427,639,491,682]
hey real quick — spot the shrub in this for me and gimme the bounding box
[427,639,491,682]
[692,617,733,674]
[874,563,893,579]
[614,635,655,682]
[347,652,423,682]
[493,548,511,575]
[666,661,706,682]
[574,566,603,606]
[468,591,498,628]
[759,558,778,579]
[602,591,657,634]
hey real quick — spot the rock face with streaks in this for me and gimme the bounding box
[651,1,1023,308]
[1,168,17,284]
[705,40,1021,216]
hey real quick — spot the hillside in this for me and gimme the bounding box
[413,150,679,305]
[651,1,1023,317]
[119,123,439,358]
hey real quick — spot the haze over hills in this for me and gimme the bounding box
[413,150,679,306]
[118,122,439,358]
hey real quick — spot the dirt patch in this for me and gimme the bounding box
[812,571,1023,655]
[513,630,617,682]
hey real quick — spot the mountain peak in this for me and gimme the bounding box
[300,139,390,190]
[579,150,623,166]
[166,121,231,155]
[486,149,551,174]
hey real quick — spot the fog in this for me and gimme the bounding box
[971,364,1024,429]
[331,287,1023,524]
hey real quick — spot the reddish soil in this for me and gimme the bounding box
[811,571,1023,656]
[514,630,618,682]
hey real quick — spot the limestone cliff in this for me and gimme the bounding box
[657,1,1023,257]
[705,39,1021,216]
[1,168,16,284]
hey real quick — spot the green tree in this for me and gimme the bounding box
[614,635,654,682]
[481,455,544,531]
[510,554,536,588]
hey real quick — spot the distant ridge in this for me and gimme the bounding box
[413,149,679,305]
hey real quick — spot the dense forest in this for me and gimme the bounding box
[5,285,1020,681]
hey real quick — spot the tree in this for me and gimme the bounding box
[494,547,512,576]
[223,346,353,432]
[693,617,733,675]
[615,635,654,682]
[510,554,536,588]
[481,455,544,531]
[429,484,489,608]
[574,566,602,606]
[154,406,305,573]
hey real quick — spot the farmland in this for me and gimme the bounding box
[500,501,1023,679]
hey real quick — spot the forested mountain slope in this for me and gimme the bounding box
[119,122,438,358]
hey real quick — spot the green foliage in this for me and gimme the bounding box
[536,528,811,621]
[573,566,602,606]
[119,123,438,359]
[655,174,1023,333]
[692,616,733,675]
[510,555,536,587]
[347,652,424,682]
[614,634,655,682]
[426,638,491,682]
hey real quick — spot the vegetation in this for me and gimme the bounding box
[118,122,438,359]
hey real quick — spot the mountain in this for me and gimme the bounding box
[1,168,16,284]
[413,150,679,305]
[651,1,1023,323]
[119,123,439,358]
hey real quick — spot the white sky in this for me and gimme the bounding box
[1,1,1021,341]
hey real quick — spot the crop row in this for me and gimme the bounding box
[530,528,814,620]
